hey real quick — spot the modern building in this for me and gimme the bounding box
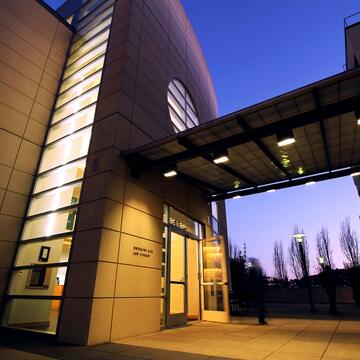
[0,0,229,345]
[1,0,360,347]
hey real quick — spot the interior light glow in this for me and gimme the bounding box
[213,150,229,164]
[277,129,295,147]
[267,189,276,193]
[351,172,360,177]
[305,181,316,186]
[354,110,360,125]
[164,169,177,178]
[277,137,295,147]
[213,155,229,164]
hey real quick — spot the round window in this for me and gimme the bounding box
[167,79,199,133]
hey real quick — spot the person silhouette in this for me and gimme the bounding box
[320,266,340,315]
[248,262,267,325]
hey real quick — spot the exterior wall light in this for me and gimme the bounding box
[277,129,295,147]
[305,181,316,186]
[213,150,229,164]
[163,167,177,178]
[351,172,360,177]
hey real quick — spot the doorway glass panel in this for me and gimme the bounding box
[169,232,185,317]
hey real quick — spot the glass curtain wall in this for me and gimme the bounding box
[2,0,115,334]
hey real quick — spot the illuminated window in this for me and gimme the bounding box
[3,0,114,335]
[167,79,199,133]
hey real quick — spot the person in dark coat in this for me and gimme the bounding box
[319,266,340,315]
[248,263,267,325]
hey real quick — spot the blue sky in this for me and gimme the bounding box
[45,0,360,276]
[180,0,360,275]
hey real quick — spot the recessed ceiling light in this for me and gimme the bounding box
[305,181,316,186]
[233,195,241,199]
[267,189,276,193]
[213,150,229,164]
[277,129,295,147]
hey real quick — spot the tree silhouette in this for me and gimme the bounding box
[316,226,333,271]
[288,226,310,280]
[339,217,359,268]
[273,239,288,283]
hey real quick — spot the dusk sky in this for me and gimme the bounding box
[46,0,360,276]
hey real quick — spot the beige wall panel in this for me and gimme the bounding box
[76,199,123,232]
[71,228,119,263]
[35,86,56,109]
[0,240,16,268]
[0,268,10,295]
[58,298,92,345]
[0,7,53,55]
[0,82,33,116]
[87,298,113,345]
[64,262,97,298]
[115,264,161,298]
[30,102,52,125]
[1,191,28,218]
[111,297,160,340]
[118,233,162,269]
[44,58,64,80]
[0,24,47,69]
[0,103,28,136]
[40,72,60,95]
[124,180,163,219]
[0,62,38,99]
[23,119,47,146]
[0,130,21,167]
[81,171,125,205]
[0,43,43,83]
[14,140,42,174]
[0,214,22,242]
[85,148,127,178]
[94,261,117,297]
[0,165,11,189]
[121,205,163,243]
[164,178,190,214]
[0,189,4,205]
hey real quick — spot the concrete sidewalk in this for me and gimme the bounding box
[1,312,360,360]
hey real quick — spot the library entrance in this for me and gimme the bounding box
[162,205,230,328]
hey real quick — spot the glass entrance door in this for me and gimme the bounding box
[168,231,187,327]
[200,236,230,322]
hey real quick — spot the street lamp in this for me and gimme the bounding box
[292,233,316,312]
[319,256,325,270]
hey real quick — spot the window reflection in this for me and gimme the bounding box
[22,208,77,240]
[52,87,99,124]
[48,105,95,144]
[167,79,200,133]
[28,182,81,216]
[15,237,72,267]
[2,298,61,334]
[39,127,92,173]
[34,159,86,194]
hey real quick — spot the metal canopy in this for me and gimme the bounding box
[123,68,360,201]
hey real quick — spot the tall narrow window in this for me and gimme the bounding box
[2,0,115,335]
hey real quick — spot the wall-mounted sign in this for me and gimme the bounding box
[119,234,161,269]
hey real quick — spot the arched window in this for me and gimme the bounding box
[167,79,199,133]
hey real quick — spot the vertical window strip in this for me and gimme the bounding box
[2,2,114,335]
